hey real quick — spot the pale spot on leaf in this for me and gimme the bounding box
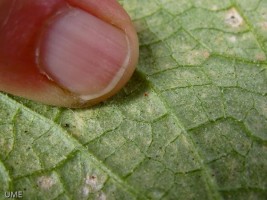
[85,174,103,191]
[228,36,237,43]
[188,50,210,62]
[211,5,218,11]
[82,186,90,197]
[174,49,210,65]
[255,53,266,61]
[37,176,55,190]
[225,8,243,27]
[86,174,97,186]
[203,51,210,59]
[97,192,106,200]
[260,22,267,30]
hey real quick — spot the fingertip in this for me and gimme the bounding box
[0,0,139,108]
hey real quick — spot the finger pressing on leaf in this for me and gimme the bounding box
[0,0,139,108]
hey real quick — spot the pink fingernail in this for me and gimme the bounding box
[39,8,130,100]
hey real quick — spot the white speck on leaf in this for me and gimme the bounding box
[211,5,218,11]
[37,176,55,190]
[85,174,102,191]
[228,36,237,43]
[202,51,210,58]
[255,53,266,61]
[260,21,267,30]
[98,192,106,200]
[86,174,97,185]
[82,186,90,197]
[225,8,243,27]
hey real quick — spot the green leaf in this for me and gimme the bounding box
[1,0,267,199]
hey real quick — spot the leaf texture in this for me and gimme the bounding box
[0,0,267,199]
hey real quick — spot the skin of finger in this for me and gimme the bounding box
[0,0,76,106]
[0,0,138,107]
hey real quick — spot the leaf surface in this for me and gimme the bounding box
[0,0,267,199]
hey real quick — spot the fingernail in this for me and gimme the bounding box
[39,8,130,100]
